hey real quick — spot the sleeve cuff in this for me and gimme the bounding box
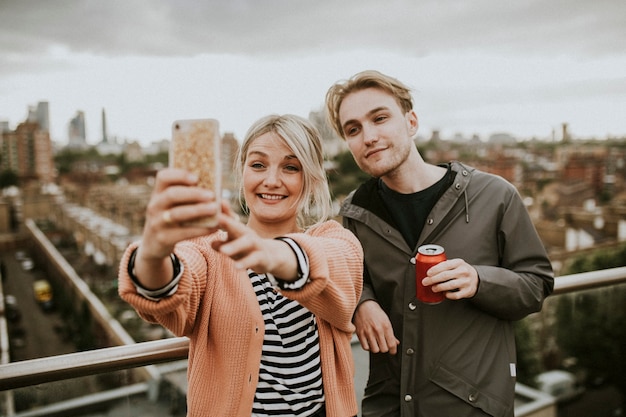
[269,237,310,290]
[127,248,183,301]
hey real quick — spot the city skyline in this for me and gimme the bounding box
[1,1,625,146]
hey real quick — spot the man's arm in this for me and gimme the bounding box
[353,299,400,354]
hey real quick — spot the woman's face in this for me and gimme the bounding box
[243,132,304,234]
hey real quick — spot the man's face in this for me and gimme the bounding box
[338,87,417,178]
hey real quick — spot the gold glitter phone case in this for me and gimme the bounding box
[170,119,221,227]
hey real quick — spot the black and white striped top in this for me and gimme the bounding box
[250,270,325,417]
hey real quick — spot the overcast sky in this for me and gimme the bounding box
[1,0,625,146]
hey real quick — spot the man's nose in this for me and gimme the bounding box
[362,124,379,145]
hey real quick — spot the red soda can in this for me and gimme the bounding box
[416,244,447,304]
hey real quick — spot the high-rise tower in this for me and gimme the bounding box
[102,108,108,143]
[68,111,88,149]
[27,101,49,132]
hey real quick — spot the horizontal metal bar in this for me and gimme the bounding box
[14,382,150,417]
[1,266,625,392]
[552,266,626,294]
[0,337,189,391]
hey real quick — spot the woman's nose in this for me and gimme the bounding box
[263,168,281,186]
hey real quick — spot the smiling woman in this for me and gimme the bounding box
[118,113,363,417]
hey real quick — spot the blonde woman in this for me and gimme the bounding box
[118,114,363,417]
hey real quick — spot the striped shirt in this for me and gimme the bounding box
[250,270,325,417]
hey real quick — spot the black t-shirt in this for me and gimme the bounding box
[378,164,454,249]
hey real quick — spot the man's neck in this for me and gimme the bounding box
[382,156,447,194]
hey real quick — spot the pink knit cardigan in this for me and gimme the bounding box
[118,220,363,417]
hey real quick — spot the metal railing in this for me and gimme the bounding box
[1,266,625,391]
[0,337,189,391]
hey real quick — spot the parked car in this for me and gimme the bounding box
[3,294,22,322]
[8,324,26,349]
[33,279,54,311]
[21,258,35,271]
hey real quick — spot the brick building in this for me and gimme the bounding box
[0,102,56,185]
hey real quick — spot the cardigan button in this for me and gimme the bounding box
[468,393,478,402]
[408,302,416,311]
[404,394,413,402]
[406,348,415,355]
[410,257,416,264]
[427,218,434,225]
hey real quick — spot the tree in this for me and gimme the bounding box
[328,150,371,198]
[0,169,19,189]
[514,318,543,386]
[555,243,626,403]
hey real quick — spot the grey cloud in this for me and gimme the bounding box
[0,0,624,64]
[1,0,623,113]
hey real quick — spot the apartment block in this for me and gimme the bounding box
[0,120,55,184]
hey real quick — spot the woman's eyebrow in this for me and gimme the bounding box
[247,150,297,160]
[247,150,268,158]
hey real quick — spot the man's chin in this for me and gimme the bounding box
[361,165,389,179]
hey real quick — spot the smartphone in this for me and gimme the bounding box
[170,119,221,227]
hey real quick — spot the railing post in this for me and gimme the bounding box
[148,378,160,402]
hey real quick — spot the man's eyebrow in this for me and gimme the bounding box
[342,106,390,132]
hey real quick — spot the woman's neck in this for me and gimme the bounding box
[247,218,301,238]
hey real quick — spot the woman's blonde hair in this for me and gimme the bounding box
[236,114,333,228]
[325,70,414,139]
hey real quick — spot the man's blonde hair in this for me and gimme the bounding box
[325,70,414,139]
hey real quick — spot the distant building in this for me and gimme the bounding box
[96,109,124,155]
[124,141,144,163]
[68,111,88,149]
[561,123,570,143]
[221,132,239,197]
[96,137,123,155]
[28,101,49,132]
[143,139,169,156]
[430,129,442,143]
[101,108,108,144]
[308,109,347,158]
[473,153,523,187]
[561,153,606,196]
[0,120,55,184]
[488,132,516,145]
[0,101,53,185]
